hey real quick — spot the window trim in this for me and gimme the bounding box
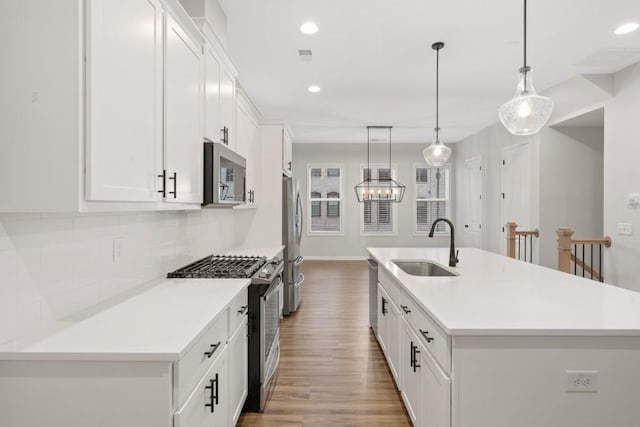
[307,163,345,236]
[413,163,451,237]
[359,163,399,236]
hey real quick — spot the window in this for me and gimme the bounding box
[360,164,398,235]
[415,165,450,234]
[308,165,343,234]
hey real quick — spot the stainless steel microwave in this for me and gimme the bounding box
[203,139,247,207]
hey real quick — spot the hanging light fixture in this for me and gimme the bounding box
[354,126,406,203]
[498,0,554,136]
[423,42,451,167]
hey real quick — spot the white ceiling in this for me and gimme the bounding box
[218,0,640,143]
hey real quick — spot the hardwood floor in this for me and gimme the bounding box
[237,260,411,427]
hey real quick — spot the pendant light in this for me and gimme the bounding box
[423,42,451,167]
[498,0,554,136]
[354,126,406,203]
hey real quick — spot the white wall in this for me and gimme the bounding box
[293,143,452,258]
[604,62,640,290]
[0,210,237,350]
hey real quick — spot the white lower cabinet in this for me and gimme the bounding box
[175,346,228,427]
[228,319,248,425]
[401,318,421,425]
[376,269,451,427]
[419,340,451,427]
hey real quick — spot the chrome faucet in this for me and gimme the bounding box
[428,218,459,267]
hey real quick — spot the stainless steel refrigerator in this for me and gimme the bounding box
[282,176,304,315]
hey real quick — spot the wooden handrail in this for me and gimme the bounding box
[557,227,612,280]
[516,230,539,237]
[506,222,539,260]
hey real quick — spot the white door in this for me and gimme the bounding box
[463,156,482,248]
[501,143,532,254]
[387,298,402,388]
[85,0,163,202]
[164,14,203,204]
[219,67,236,150]
[400,319,420,425]
[376,284,389,355]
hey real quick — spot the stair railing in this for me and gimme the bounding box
[556,227,612,282]
[506,222,539,263]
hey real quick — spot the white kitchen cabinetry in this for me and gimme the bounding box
[164,12,204,204]
[401,318,421,425]
[235,90,261,206]
[377,282,401,387]
[0,280,249,427]
[282,128,293,176]
[419,340,451,427]
[0,0,203,212]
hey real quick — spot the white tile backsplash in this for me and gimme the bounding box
[0,209,237,347]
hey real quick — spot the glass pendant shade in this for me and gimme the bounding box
[499,67,554,136]
[423,129,451,167]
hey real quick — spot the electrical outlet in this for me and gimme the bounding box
[617,222,632,236]
[566,370,598,393]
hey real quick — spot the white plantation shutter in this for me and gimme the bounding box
[415,166,450,234]
[361,164,397,235]
[308,165,343,234]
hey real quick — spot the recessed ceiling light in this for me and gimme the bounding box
[614,22,639,35]
[300,22,318,35]
[308,85,321,93]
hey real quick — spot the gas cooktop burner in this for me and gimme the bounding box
[167,255,267,279]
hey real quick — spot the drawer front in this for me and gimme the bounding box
[379,267,402,306]
[400,292,450,374]
[229,287,249,335]
[176,309,229,407]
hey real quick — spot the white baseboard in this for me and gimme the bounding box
[303,255,368,261]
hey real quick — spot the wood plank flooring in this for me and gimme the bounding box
[237,260,411,427]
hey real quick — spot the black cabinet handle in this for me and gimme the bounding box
[413,344,421,372]
[213,372,219,405]
[381,297,388,316]
[204,341,221,358]
[157,170,166,197]
[410,341,414,367]
[419,329,434,343]
[401,305,411,314]
[237,305,248,315]
[168,172,177,198]
[205,378,215,413]
[220,127,229,145]
[288,160,292,171]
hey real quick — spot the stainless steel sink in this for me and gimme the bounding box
[392,260,458,277]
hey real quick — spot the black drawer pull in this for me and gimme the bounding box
[381,297,388,315]
[168,172,177,198]
[213,372,219,405]
[157,170,166,197]
[205,378,215,413]
[419,329,434,343]
[204,341,221,358]
[237,305,248,315]
[413,344,421,372]
[400,305,411,314]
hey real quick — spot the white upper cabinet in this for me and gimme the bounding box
[219,66,236,150]
[282,128,293,175]
[164,12,204,204]
[236,90,261,205]
[204,46,222,144]
[85,0,164,202]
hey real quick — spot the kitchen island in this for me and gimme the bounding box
[369,247,640,427]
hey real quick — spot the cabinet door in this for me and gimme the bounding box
[282,128,292,175]
[420,343,451,427]
[85,0,163,202]
[387,296,402,388]
[219,66,236,151]
[236,98,260,203]
[204,45,221,143]
[401,319,421,425]
[164,14,203,204]
[228,319,248,425]
[174,348,228,427]
[376,284,388,354]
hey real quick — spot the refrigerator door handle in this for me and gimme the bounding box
[295,193,303,241]
[292,256,304,267]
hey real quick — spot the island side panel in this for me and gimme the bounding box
[0,360,173,427]
[452,335,640,427]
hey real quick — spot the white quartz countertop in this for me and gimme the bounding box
[0,278,249,361]
[369,247,640,336]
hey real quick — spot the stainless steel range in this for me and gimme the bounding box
[168,255,283,412]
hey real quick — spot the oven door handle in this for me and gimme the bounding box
[263,276,282,301]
